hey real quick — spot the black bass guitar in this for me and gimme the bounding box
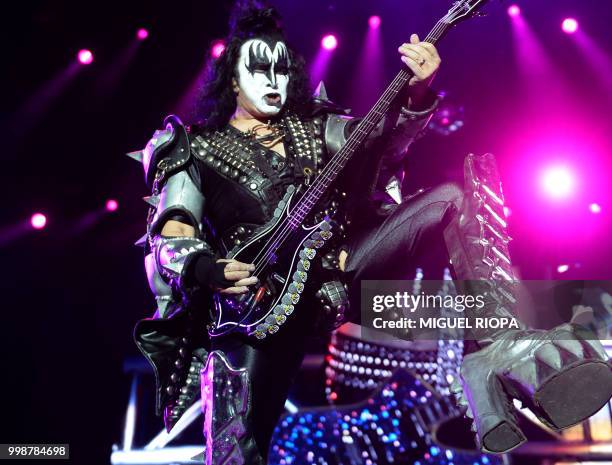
[209,0,490,339]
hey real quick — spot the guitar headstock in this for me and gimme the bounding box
[444,0,490,27]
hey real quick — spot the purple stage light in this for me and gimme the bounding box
[321,34,338,51]
[562,18,579,34]
[106,199,119,212]
[137,28,149,40]
[572,28,612,91]
[31,213,47,230]
[428,101,464,136]
[211,41,225,59]
[77,49,93,65]
[589,203,601,214]
[541,165,575,199]
[557,264,569,274]
[368,15,381,29]
[507,5,521,17]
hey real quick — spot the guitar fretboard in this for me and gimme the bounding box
[289,16,454,227]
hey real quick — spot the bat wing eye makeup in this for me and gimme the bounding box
[236,38,291,115]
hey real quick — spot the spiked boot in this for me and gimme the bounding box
[444,153,612,454]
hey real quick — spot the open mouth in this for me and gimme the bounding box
[264,92,282,107]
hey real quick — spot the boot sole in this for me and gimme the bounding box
[535,360,612,430]
[481,417,526,454]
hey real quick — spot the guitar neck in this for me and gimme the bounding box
[293,15,455,223]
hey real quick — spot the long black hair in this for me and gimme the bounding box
[194,1,313,131]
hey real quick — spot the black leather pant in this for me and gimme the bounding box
[210,182,462,461]
[345,182,462,315]
[209,295,315,462]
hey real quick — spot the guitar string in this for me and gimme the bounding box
[250,72,409,275]
[250,18,453,277]
[249,18,453,272]
[248,8,461,277]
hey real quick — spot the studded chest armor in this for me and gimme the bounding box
[189,113,343,254]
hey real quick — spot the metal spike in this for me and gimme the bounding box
[555,343,581,366]
[536,357,558,386]
[313,81,328,101]
[535,343,562,370]
[581,338,608,360]
[134,233,148,247]
[143,195,160,207]
[126,150,144,163]
[553,338,583,360]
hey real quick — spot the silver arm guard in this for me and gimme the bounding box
[324,93,440,204]
[129,115,215,317]
[324,96,440,160]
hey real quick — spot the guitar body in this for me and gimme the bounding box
[210,184,334,339]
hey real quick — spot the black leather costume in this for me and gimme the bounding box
[131,85,439,462]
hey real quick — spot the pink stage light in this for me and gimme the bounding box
[589,203,601,214]
[77,49,93,65]
[105,199,119,212]
[31,213,47,230]
[211,41,225,59]
[541,165,575,199]
[562,18,579,34]
[321,34,338,51]
[368,15,381,29]
[557,264,569,274]
[507,4,521,17]
[137,28,149,40]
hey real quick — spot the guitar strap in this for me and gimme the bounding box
[282,113,320,186]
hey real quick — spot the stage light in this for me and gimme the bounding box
[428,102,464,136]
[589,203,601,214]
[77,49,93,65]
[31,213,47,230]
[507,5,521,17]
[562,18,579,34]
[541,165,575,199]
[137,28,149,40]
[557,264,569,274]
[106,199,119,212]
[321,34,338,51]
[211,40,225,59]
[368,15,381,29]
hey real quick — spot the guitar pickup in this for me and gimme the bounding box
[272,273,286,284]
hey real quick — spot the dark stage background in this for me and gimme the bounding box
[1,0,611,463]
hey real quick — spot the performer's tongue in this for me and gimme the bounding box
[264,93,281,107]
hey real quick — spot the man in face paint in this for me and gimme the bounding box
[232,37,290,119]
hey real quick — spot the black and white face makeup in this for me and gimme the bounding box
[235,38,290,117]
